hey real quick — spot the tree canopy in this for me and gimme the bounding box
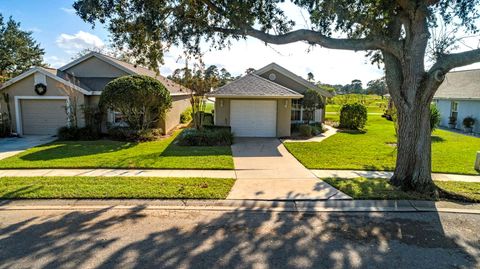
[0,14,44,79]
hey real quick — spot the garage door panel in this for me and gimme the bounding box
[21,99,68,135]
[230,100,277,137]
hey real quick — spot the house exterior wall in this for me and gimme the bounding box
[63,57,128,78]
[435,99,480,133]
[0,73,86,134]
[160,95,190,134]
[214,97,292,137]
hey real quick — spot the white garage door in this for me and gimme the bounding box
[21,99,68,135]
[230,100,277,137]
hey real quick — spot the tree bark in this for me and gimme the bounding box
[390,95,437,196]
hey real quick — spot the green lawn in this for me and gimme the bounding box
[0,130,234,169]
[284,115,480,175]
[0,177,235,199]
[323,177,480,202]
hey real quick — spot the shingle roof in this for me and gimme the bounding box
[434,69,480,100]
[100,53,191,95]
[208,74,303,98]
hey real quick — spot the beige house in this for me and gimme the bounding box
[0,52,190,136]
[208,63,333,137]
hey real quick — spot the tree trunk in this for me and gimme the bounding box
[389,96,437,196]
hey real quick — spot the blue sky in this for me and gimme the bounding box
[1,1,478,85]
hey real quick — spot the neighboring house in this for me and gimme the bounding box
[208,63,333,137]
[0,52,191,136]
[434,69,480,133]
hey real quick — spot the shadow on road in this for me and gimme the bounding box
[0,203,478,268]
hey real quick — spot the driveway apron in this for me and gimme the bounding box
[0,135,56,160]
[227,138,351,200]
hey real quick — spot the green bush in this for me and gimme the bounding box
[339,103,368,130]
[299,124,313,137]
[180,107,192,123]
[58,126,101,141]
[100,75,172,130]
[178,128,233,146]
[430,104,441,133]
[107,126,163,141]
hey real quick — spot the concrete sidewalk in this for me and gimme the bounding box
[0,169,236,178]
[311,169,480,183]
[1,199,479,214]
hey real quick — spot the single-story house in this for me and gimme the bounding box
[434,69,480,133]
[0,52,191,136]
[208,63,333,137]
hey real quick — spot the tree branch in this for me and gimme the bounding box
[211,27,402,57]
[431,48,480,74]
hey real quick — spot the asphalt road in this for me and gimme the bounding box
[0,208,478,269]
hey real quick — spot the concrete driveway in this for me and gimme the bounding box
[227,138,350,200]
[0,136,56,160]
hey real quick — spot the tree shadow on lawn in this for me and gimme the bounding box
[0,203,478,268]
[18,141,137,161]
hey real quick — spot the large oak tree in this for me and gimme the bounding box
[73,0,480,195]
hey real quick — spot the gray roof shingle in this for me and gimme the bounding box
[434,69,480,100]
[208,74,303,98]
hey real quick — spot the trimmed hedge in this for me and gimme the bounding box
[178,128,233,146]
[339,103,367,130]
[58,126,101,141]
[107,127,163,142]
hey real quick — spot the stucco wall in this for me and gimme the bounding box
[64,57,128,78]
[0,73,86,133]
[214,98,292,137]
[436,99,480,133]
[160,95,190,134]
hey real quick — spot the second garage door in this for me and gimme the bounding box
[230,100,277,137]
[21,99,68,135]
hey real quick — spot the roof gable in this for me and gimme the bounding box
[208,74,303,98]
[59,52,190,95]
[255,63,333,98]
[0,67,92,95]
[434,69,480,100]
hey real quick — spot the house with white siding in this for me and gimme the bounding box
[434,69,480,134]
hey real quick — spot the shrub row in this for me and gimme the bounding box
[107,127,163,142]
[58,126,101,141]
[178,128,233,146]
[298,123,324,137]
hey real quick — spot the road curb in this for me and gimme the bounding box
[1,199,479,214]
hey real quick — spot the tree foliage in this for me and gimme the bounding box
[100,75,172,131]
[302,89,324,124]
[0,14,44,78]
[73,0,480,194]
[366,78,387,96]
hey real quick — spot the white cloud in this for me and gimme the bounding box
[44,56,69,68]
[60,7,76,14]
[56,31,105,54]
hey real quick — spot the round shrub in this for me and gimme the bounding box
[180,108,192,123]
[339,103,367,130]
[100,75,172,130]
[299,124,313,137]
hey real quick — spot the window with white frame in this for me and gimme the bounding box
[450,101,458,120]
[291,99,303,122]
[110,110,127,126]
